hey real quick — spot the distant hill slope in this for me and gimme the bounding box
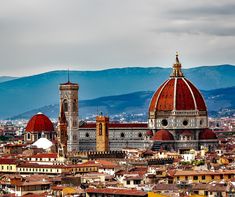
[1,65,235,118]
[0,76,18,83]
[11,86,235,121]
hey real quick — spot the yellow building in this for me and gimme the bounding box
[174,170,235,183]
[0,159,17,173]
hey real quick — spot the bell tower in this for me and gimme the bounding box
[59,80,79,152]
[96,114,109,152]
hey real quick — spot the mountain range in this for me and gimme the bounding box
[11,85,235,121]
[1,64,235,119]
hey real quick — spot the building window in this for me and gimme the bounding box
[120,133,125,138]
[211,175,214,179]
[85,133,89,138]
[138,133,142,138]
[220,175,223,179]
[127,180,130,185]
[183,120,188,126]
[73,120,77,127]
[63,100,68,112]
[105,123,108,136]
[193,176,198,180]
[27,133,31,140]
[99,123,102,135]
[202,175,205,180]
[73,100,77,112]
[134,180,141,185]
[161,119,168,126]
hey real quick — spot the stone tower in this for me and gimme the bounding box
[59,81,79,152]
[57,104,68,157]
[96,115,109,152]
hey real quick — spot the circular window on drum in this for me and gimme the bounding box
[183,120,188,126]
[120,133,125,138]
[85,133,89,138]
[138,133,142,138]
[161,119,168,126]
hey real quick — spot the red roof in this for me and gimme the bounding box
[25,113,54,133]
[199,128,217,140]
[29,153,58,159]
[0,159,18,165]
[86,188,147,196]
[149,77,207,112]
[80,122,148,129]
[151,130,174,141]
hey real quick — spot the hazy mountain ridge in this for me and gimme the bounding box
[0,76,18,83]
[10,86,235,121]
[0,65,235,119]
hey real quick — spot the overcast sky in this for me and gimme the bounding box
[0,0,235,76]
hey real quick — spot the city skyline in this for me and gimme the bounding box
[0,0,235,76]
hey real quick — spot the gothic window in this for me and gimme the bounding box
[105,123,108,136]
[27,133,31,140]
[73,120,77,127]
[73,100,77,112]
[63,100,68,112]
[73,135,77,141]
[99,123,102,135]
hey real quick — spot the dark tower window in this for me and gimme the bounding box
[121,133,125,138]
[105,123,108,136]
[99,123,102,135]
[73,100,77,112]
[85,133,89,138]
[63,100,68,112]
[138,133,142,138]
[161,119,168,126]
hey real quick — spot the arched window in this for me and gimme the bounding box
[73,100,77,112]
[99,123,102,135]
[63,100,68,112]
[105,123,108,136]
[27,133,31,140]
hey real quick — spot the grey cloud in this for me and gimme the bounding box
[0,0,234,76]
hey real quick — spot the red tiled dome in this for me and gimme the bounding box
[25,113,54,133]
[149,55,206,113]
[146,130,153,136]
[152,130,174,141]
[199,129,217,140]
[149,78,206,112]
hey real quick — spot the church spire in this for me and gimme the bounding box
[170,52,184,77]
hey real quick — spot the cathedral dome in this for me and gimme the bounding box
[149,53,206,112]
[25,113,54,133]
[149,66,206,112]
[152,130,174,141]
[199,129,217,140]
